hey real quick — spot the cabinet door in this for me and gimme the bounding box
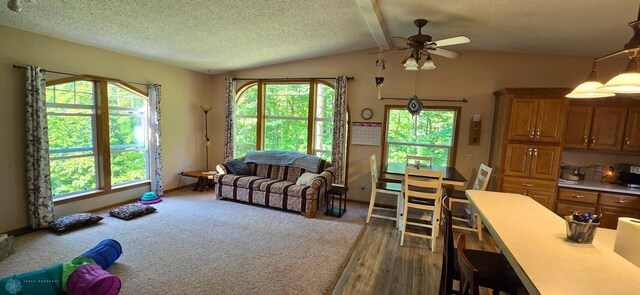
[598,206,640,229]
[590,106,628,150]
[529,145,561,180]
[502,176,556,209]
[563,105,593,149]
[508,98,538,141]
[503,144,532,177]
[623,106,640,152]
[535,98,568,143]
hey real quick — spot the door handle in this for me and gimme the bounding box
[536,129,540,137]
[533,148,538,157]
[614,200,628,204]
[591,137,596,144]
[625,138,630,146]
[528,148,532,156]
[530,129,535,138]
[522,183,534,187]
[571,195,584,199]
[583,136,588,144]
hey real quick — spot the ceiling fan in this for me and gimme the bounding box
[381,19,470,70]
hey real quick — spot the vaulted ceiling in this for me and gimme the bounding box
[0,0,638,74]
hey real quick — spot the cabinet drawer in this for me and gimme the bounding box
[598,206,640,229]
[557,188,598,204]
[502,176,556,190]
[555,202,597,216]
[599,193,640,209]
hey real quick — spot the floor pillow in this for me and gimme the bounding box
[108,203,156,220]
[49,213,103,232]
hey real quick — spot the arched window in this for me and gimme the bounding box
[234,80,337,160]
[45,79,149,198]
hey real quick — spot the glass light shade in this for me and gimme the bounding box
[566,81,615,98]
[7,0,22,12]
[405,65,419,71]
[200,104,212,112]
[599,72,640,93]
[421,58,436,70]
[404,57,418,68]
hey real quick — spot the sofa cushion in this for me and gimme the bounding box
[278,166,307,182]
[217,175,271,190]
[224,159,250,175]
[247,163,281,179]
[257,179,314,198]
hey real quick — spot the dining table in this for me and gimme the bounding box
[384,162,468,233]
[466,190,640,295]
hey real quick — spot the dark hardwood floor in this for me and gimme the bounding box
[332,217,503,295]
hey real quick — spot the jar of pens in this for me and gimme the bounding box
[565,211,600,244]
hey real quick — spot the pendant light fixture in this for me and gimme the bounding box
[568,5,640,98]
[566,61,615,98]
[7,0,22,12]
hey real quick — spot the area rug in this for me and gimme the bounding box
[0,191,366,294]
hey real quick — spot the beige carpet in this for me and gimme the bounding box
[0,191,367,294]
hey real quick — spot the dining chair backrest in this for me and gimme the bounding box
[439,196,455,295]
[404,167,442,201]
[457,235,480,295]
[370,155,379,188]
[406,155,433,168]
[471,164,493,191]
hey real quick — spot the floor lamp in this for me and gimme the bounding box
[200,105,212,170]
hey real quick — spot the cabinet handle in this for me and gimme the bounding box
[583,136,588,144]
[536,129,540,137]
[571,195,584,199]
[591,137,596,144]
[528,148,532,156]
[522,183,534,187]
[533,148,538,157]
[625,138,630,146]
[530,129,535,138]
[614,200,628,204]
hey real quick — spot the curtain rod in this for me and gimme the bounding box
[381,97,468,103]
[12,65,160,87]
[232,76,354,81]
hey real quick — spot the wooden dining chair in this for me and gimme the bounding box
[446,163,492,241]
[400,167,442,251]
[439,196,523,295]
[366,155,403,228]
[457,235,480,295]
[406,155,433,168]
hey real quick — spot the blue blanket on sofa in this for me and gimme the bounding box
[244,150,323,172]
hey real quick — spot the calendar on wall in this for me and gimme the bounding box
[351,122,383,146]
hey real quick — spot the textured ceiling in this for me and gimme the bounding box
[0,0,638,74]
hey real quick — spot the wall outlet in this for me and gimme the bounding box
[361,184,366,190]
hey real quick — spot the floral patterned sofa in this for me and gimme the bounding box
[213,155,334,218]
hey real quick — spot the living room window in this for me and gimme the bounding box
[45,79,150,199]
[382,106,460,167]
[234,81,336,160]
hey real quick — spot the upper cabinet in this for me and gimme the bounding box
[563,102,640,152]
[508,98,567,143]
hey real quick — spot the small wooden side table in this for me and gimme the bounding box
[325,184,348,217]
[180,171,217,192]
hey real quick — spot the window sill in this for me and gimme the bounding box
[53,180,151,206]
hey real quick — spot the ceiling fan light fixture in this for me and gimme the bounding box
[404,57,418,69]
[599,57,640,93]
[7,0,22,12]
[567,62,615,98]
[421,55,436,70]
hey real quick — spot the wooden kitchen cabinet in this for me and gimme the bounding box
[623,106,640,152]
[503,176,556,209]
[563,105,593,149]
[589,106,628,150]
[555,188,640,229]
[508,98,567,143]
[598,206,640,229]
[504,144,560,180]
[555,203,597,216]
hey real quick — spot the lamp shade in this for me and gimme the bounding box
[566,81,615,98]
[404,57,418,68]
[421,57,436,70]
[200,104,212,112]
[599,72,640,93]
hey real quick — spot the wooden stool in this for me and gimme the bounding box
[326,185,348,217]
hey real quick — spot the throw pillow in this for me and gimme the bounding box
[296,172,320,186]
[108,203,157,220]
[224,159,250,175]
[49,213,103,232]
[216,164,229,174]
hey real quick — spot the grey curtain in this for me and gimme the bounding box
[331,76,348,185]
[148,84,164,196]
[25,65,54,229]
[224,77,236,161]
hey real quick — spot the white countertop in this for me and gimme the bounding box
[467,190,640,295]
[558,180,640,196]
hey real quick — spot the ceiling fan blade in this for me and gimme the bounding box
[392,36,413,44]
[429,48,462,59]
[368,47,410,55]
[433,36,470,47]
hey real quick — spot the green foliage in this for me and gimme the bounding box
[234,83,335,161]
[46,81,149,197]
[386,108,456,167]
